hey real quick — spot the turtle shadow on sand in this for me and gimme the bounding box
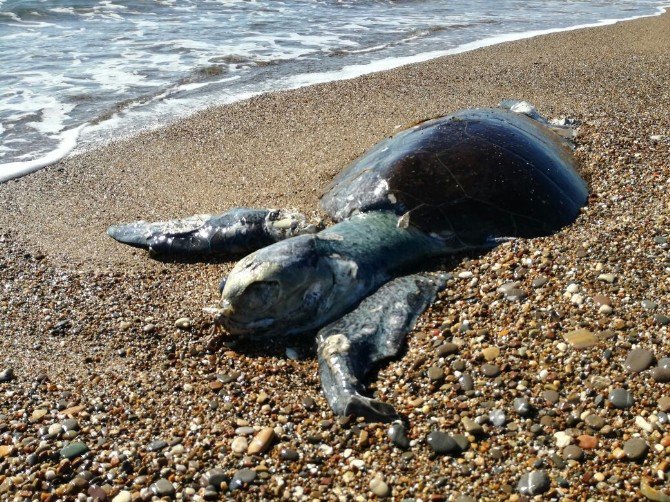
[108,100,588,423]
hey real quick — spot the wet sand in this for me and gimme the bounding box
[0,11,669,501]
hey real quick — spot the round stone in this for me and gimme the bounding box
[174,317,192,329]
[542,390,560,405]
[659,396,670,412]
[279,448,299,461]
[592,294,612,306]
[203,468,227,489]
[577,435,598,450]
[641,300,658,310]
[427,366,444,382]
[482,363,500,378]
[651,366,670,383]
[0,368,14,382]
[624,348,655,373]
[562,445,584,461]
[60,442,89,460]
[584,414,605,430]
[369,478,390,498]
[481,346,500,361]
[436,342,458,357]
[48,423,63,436]
[517,470,550,496]
[388,422,410,450]
[230,468,256,491]
[489,409,506,427]
[147,440,168,452]
[427,430,457,455]
[531,276,548,288]
[609,388,634,409]
[461,417,482,435]
[623,437,648,460]
[150,478,175,498]
[458,373,474,392]
[231,436,248,454]
[513,397,533,417]
[653,314,670,326]
[112,491,132,502]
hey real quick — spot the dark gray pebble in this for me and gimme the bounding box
[608,388,634,409]
[388,422,410,450]
[230,468,257,491]
[532,276,548,288]
[280,448,300,461]
[651,365,670,383]
[513,397,533,416]
[60,442,89,460]
[427,430,457,455]
[584,414,605,430]
[542,390,560,404]
[482,363,500,378]
[653,314,670,326]
[147,439,167,451]
[458,373,474,392]
[562,445,584,461]
[0,368,13,382]
[641,300,658,310]
[517,470,550,496]
[151,478,175,498]
[624,348,655,373]
[301,396,316,410]
[437,342,458,357]
[202,468,227,489]
[452,359,466,372]
[623,437,648,460]
[452,434,470,452]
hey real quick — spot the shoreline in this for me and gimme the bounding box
[1,10,670,501]
[1,2,668,184]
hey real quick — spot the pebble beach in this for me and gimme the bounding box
[1,9,670,501]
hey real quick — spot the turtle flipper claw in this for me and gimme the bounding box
[317,273,445,422]
[343,395,399,423]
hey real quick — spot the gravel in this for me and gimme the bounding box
[1,10,670,501]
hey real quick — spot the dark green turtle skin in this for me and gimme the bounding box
[108,103,588,422]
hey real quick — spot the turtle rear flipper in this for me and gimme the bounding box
[316,273,446,422]
[499,99,579,145]
[107,208,317,256]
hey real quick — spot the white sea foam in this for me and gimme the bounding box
[0,125,85,182]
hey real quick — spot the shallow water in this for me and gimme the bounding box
[0,0,667,181]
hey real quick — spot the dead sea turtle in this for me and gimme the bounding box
[108,101,587,421]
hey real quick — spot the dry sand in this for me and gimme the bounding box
[0,10,669,501]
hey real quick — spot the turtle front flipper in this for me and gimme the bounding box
[316,273,446,422]
[107,208,317,256]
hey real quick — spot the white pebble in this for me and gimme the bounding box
[554,431,572,448]
[566,283,580,294]
[571,293,584,305]
[635,416,654,433]
[458,271,473,279]
[599,304,613,315]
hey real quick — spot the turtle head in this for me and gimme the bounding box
[219,234,349,336]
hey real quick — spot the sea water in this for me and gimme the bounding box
[0,0,667,181]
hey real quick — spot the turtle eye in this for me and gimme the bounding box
[238,281,280,311]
